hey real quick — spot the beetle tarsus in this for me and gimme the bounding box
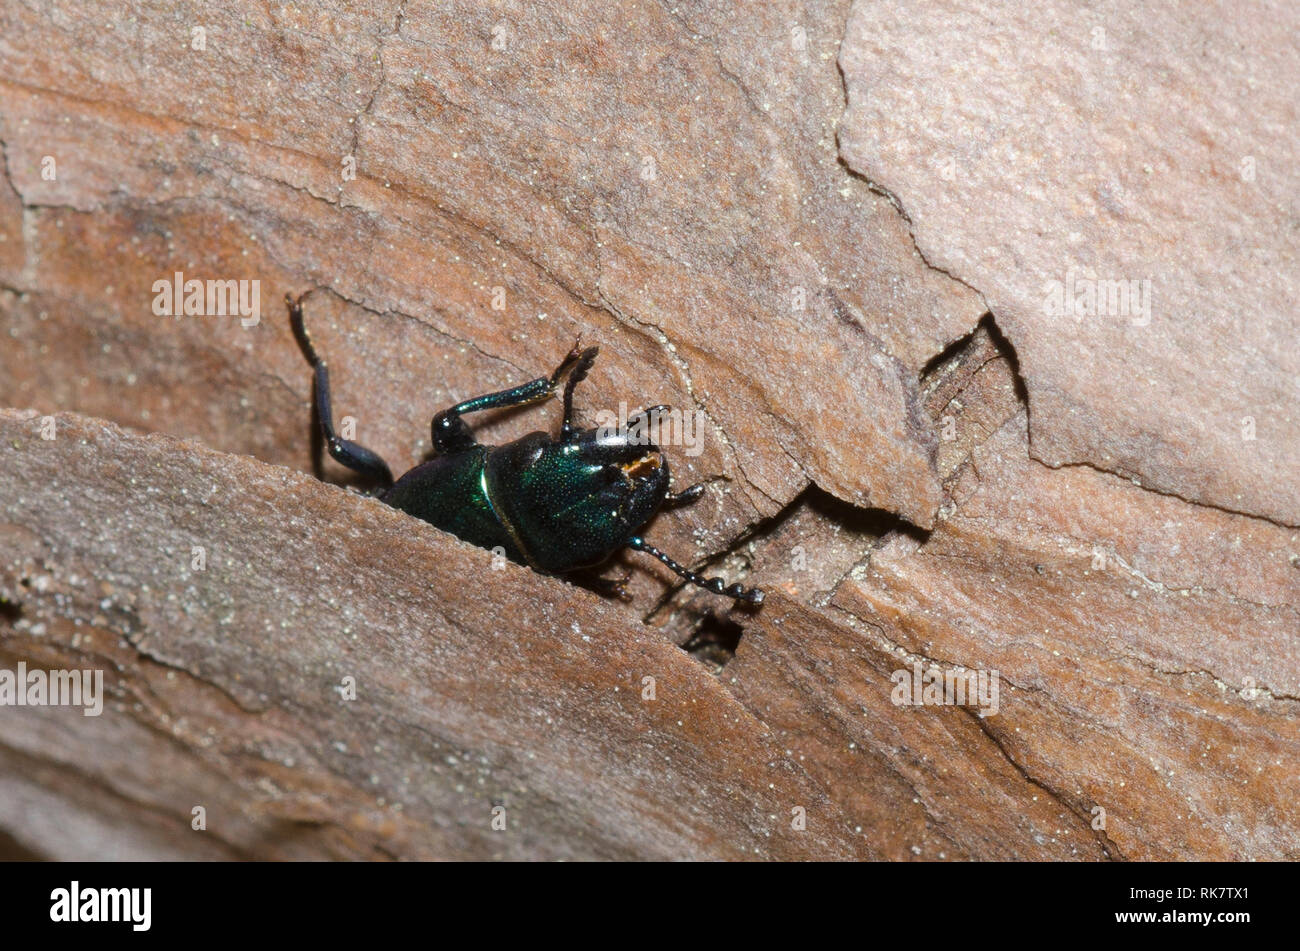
[286,291,319,364]
[548,341,586,386]
[627,536,764,606]
[560,345,599,438]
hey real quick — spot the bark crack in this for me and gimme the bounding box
[1031,455,1300,532]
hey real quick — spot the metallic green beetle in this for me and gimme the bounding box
[288,293,763,605]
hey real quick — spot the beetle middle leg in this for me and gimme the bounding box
[287,292,395,488]
[573,565,633,600]
[431,341,599,453]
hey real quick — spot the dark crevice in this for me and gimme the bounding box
[981,313,1029,409]
[640,315,1029,663]
[648,482,932,671]
[920,311,1028,410]
[680,612,745,671]
[920,312,990,385]
[0,597,22,624]
[803,484,930,543]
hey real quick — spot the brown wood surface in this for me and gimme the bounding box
[0,1,1295,860]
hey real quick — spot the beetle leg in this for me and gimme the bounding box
[574,565,633,600]
[617,404,669,448]
[663,482,707,507]
[432,342,599,452]
[287,292,395,488]
[624,404,669,430]
[627,536,764,605]
[559,344,599,439]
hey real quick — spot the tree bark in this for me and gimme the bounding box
[0,0,1295,860]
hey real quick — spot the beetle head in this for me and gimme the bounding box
[486,428,669,571]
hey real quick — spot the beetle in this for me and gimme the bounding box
[286,292,763,605]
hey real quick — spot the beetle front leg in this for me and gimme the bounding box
[431,341,599,453]
[663,482,706,507]
[287,293,395,488]
[559,344,599,439]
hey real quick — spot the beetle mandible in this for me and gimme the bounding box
[287,292,763,605]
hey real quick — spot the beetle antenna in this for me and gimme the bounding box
[627,536,764,605]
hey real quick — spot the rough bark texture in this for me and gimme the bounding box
[838,0,1300,526]
[0,1,1296,860]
